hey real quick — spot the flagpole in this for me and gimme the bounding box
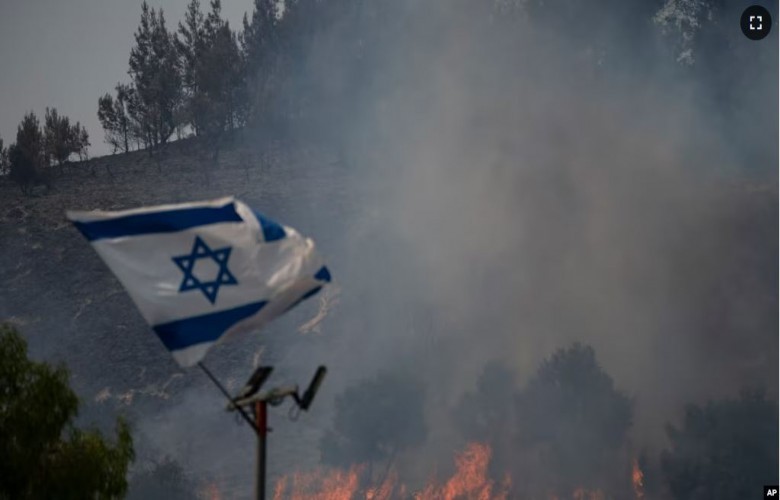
[197,362,259,433]
[227,365,327,500]
[255,401,267,500]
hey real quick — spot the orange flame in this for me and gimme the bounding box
[415,442,500,500]
[632,458,644,499]
[273,442,511,500]
[365,469,397,500]
[271,443,642,499]
[273,466,361,500]
[204,482,222,500]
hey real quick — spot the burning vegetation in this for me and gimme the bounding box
[265,343,776,499]
[273,442,504,500]
[271,441,646,500]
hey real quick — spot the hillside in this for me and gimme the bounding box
[1,134,778,497]
[0,135,358,495]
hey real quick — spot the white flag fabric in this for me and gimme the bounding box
[67,197,331,367]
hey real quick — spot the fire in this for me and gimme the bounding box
[273,442,508,500]
[365,469,398,500]
[272,444,640,499]
[415,442,502,500]
[203,482,222,500]
[273,466,361,500]
[631,458,644,499]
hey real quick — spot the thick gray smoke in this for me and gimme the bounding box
[280,0,778,445]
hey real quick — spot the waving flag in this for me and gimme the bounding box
[67,197,331,367]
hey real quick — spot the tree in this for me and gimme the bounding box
[661,389,778,500]
[203,1,245,132]
[73,122,90,161]
[176,0,206,135]
[319,370,428,483]
[176,0,245,154]
[43,109,89,170]
[98,84,133,153]
[240,0,283,126]
[43,107,73,172]
[0,323,135,499]
[514,343,633,497]
[97,94,121,153]
[454,361,517,442]
[9,112,48,195]
[128,2,183,150]
[0,137,8,176]
[197,1,245,155]
[452,361,518,476]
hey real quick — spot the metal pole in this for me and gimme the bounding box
[255,400,267,500]
[198,362,259,433]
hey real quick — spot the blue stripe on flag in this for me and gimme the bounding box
[314,266,331,282]
[283,286,323,314]
[281,267,331,314]
[252,210,286,242]
[152,301,267,351]
[73,203,243,241]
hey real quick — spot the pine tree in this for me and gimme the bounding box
[240,0,283,125]
[240,0,280,75]
[98,84,133,153]
[114,84,133,152]
[152,8,183,144]
[319,370,428,486]
[9,112,47,195]
[176,0,206,135]
[0,137,8,176]
[72,122,90,161]
[43,107,73,172]
[128,2,182,150]
[199,1,243,132]
[128,2,154,149]
[661,390,778,499]
[174,0,245,160]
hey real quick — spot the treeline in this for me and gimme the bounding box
[95,0,397,156]
[98,0,244,155]
[97,0,273,155]
[2,0,767,193]
[321,344,779,498]
[0,109,89,195]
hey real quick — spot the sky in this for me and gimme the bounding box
[0,0,253,156]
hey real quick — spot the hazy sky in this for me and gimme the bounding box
[0,0,253,156]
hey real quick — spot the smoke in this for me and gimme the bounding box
[255,0,778,465]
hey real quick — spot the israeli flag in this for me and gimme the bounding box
[67,197,331,367]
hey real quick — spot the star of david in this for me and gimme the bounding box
[172,236,238,304]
